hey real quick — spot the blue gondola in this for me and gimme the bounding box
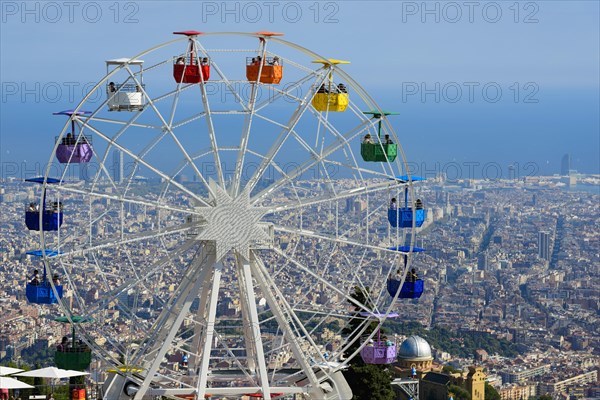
[388,181,427,228]
[387,246,425,299]
[26,281,64,304]
[25,210,63,231]
[24,177,64,231]
[388,208,426,228]
[386,279,424,299]
[25,249,63,305]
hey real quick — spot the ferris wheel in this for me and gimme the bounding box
[33,31,427,399]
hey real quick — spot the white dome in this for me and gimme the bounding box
[398,335,432,360]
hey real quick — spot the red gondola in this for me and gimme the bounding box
[173,31,210,83]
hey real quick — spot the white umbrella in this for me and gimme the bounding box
[13,367,87,379]
[0,376,34,389]
[0,366,24,376]
[66,370,89,377]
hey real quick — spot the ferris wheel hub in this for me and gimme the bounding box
[192,182,271,261]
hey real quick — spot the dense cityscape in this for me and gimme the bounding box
[0,165,598,399]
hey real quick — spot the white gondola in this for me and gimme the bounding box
[105,58,145,111]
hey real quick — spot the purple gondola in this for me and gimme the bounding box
[53,110,93,164]
[359,313,399,364]
[361,341,397,364]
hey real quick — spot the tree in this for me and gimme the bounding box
[485,383,501,400]
[342,286,394,400]
[449,384,472,400]
[443,365,462,374]
[538,395,552,400]
[33,362,44,395]
[344,362,396,400]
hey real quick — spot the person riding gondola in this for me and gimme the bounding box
[317,83,328,94]
[363,133,373,144]
[409,268,418,283]
[57,336,68,351]
[390,197,397,210]
[30,269,40,286]
[62,132,75,145]
[415,198,423,209]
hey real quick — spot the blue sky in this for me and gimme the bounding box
[1,1,599,178]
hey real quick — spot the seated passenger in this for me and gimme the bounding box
[389,197,397,210]
[363,133,373,144]
[415,198,423,209]
[384,134,394,144]
[201,57,209,65]
[254,56,263,65]
[52,273,60,285]
[317,83,328,94]
[270,56,280,66]
[409,268,418,283]
[108,82,116,92]
[176,57,185,65]
[63,133,75,145]
[57,336,68,352]
[338,83,347,93]
[28,202,37,212]
[30,269,40,286]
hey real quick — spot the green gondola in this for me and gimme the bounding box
[361,110,400,162]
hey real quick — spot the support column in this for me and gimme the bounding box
[242,255,271,399]
[132,245,215,400]
[196,262,223,399]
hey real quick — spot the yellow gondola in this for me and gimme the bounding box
[312,59,350,112]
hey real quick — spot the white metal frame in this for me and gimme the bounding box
[38,32,425,400]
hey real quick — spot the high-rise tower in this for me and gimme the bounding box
[538,231,550,261]
[561,153,571,176]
